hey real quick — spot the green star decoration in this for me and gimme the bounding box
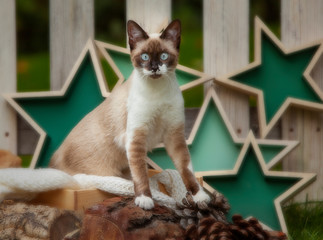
[4,40,108,168]
[215,17,323,138]
[203,131,316,233]
[149,88,299,173]
[233,35,320,123]
[4,40,213,168]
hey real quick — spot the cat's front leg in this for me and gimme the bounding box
[127,128,154,210]
[164,125,211,203]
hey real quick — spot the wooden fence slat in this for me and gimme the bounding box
[203,0,250,138]
[18,0,95,155]
[0,0,17,153]
[50,0,94,90]
[281,0,323,201]
[126,0,171,35]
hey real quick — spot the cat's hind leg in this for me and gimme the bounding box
[164,125,210,203]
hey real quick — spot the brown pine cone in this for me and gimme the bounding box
[176,191,230,229]
[185,224,198,240]
[185,217,233,240]
[177,192,287,240]
[199,217,233,240]
[230,215,264,239]
[184,214,287,240]
[230,215,287,240]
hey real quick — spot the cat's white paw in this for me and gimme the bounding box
[193,189,211,203]
[135,195,154,210]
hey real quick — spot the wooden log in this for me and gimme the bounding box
[203,0,250,138]
[0,0,17,154]
[0,200,81,240]
[79,197,185,240]
[281,0,323,201]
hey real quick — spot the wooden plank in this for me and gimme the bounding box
[281,108,305,171]
[31,188,116,212]
[50,0,94,90]
[126,0,171,34]
[281,0,323,201]
[203,0,250,138]
[0,0,17,154]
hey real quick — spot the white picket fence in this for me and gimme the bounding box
[1,0,323,201]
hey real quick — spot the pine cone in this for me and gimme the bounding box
[230,215,287,240]
[185,217,233,240]
[184,215,287,240]
[176,192,287,240]
[198,217,233,240]
[230,215,266,239]
[175,191,230,229]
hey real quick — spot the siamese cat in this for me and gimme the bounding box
[50,20,210,209]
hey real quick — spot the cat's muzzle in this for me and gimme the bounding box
[150,73,162,79]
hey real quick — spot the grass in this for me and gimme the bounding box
[20,155,32,168]
[17,52,50,92]
[283,201,323,240]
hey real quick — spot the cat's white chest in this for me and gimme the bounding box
[126,71,184,149]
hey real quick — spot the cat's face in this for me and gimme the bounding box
[127,20,181,79]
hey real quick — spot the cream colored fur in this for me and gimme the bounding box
[50,80,130,178]
[126,68,184,152]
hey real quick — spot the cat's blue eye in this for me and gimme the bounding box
[160,53,169,60]
[141,53,149,61]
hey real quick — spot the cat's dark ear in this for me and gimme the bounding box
[160,20,181,51]
[127,20,149,51]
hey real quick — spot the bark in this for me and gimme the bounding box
[79,194,286,240]
[0,200,81,240]
[79,197,185,240]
